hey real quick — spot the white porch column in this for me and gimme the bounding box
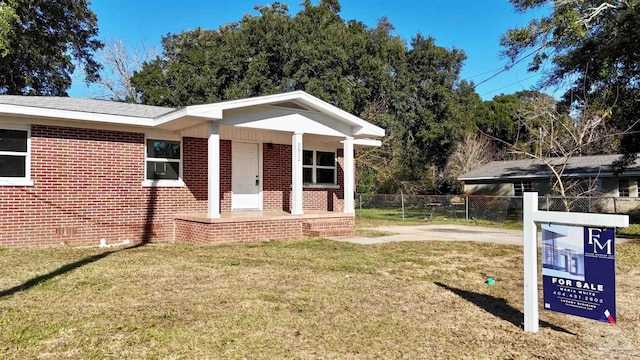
[342,136,355,213]
[291,132,304,215]
[207,123,221,219]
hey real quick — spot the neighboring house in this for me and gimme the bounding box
[458,154,640,198]
[0,91,383,247]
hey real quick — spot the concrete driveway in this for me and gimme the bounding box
[344,224,526,245]
[343,224,633,246]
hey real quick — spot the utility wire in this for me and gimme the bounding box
[473,44,547,88]
[480,74,541,97]
[473,30,640,94]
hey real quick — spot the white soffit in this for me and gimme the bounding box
[0,104,155,126]
[352,139,382,147]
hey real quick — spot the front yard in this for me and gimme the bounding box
[1,239,639,359]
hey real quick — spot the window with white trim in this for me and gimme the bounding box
[303,150,336,185]
[0,127,31,185]
[618,179,630,197]
[513,181,532,197]
[145,139,181,181]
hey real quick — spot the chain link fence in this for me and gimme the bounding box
[356,194,640,223]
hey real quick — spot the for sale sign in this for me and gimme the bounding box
[542,224,616,324]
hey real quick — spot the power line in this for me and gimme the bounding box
[473,30,640,93]
[464,66,509,80]
[480,74,541,97]
[473,44,547,88]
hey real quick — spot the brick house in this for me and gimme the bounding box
[0,91,384,247]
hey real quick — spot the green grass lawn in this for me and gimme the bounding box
[1,240,639,359]
[356,208,523,230]
[355,208,640,237]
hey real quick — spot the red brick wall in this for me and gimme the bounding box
[263,143,292,211]
[175,215,355,244]
[262,144,346,212]
[220,140,232,211]
[175,218,304,243]
[0,124,349,247]
[0,125,209,247]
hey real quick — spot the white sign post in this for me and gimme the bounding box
[522,192,629,333]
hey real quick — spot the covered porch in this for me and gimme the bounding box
[154,91,383,243]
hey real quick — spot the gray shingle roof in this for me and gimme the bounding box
[459,154,640,181]
[0,95,175,118]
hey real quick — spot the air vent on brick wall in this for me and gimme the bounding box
[55,227,78,236]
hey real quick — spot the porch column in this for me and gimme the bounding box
[207,123,221,219]
[342,136,355,213]
[291,132,304,215]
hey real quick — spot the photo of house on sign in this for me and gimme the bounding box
[542,224,585,281]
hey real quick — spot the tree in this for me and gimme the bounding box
[501,0,640,165]
[444,133,498,193]
[132,0,476,194]
[92,38,157,102]
[389,35,470,182]
[0,1,18,57]
[499,92,625,209]
[476,91,525,147]
[0,0,103,96]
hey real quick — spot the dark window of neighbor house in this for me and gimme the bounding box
[514,181,532,196]
[0,129,29,179]
[618,179,630,197]
[302,150,336,185]
[593,179,605,193]
[146,139,181,181]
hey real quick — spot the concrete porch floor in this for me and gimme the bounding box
[174,210,354,223]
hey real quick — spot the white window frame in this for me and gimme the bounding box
[142,136,185,187]
[0,125,33,186]
[302,149,339,188]
[514,180,532,197]
[618,179,630,198]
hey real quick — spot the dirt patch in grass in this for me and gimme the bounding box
[1,240,639,359]
[355,228,395,237]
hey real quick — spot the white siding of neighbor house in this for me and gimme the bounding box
[463,183,513,196]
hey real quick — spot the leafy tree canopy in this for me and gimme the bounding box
[0,0,103,96]
[132,0,479,194]
[501,0,640,163]
[475,90,548,147]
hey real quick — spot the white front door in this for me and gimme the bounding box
[232,142,261,210]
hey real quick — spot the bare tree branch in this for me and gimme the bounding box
[445,133,498,193]
[92,37,157,102]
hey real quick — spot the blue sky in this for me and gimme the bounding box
[69,0,552,100]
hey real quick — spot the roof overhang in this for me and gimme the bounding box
[458,171,640,182]
[0,104,156,126]
[0,91,385,139]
